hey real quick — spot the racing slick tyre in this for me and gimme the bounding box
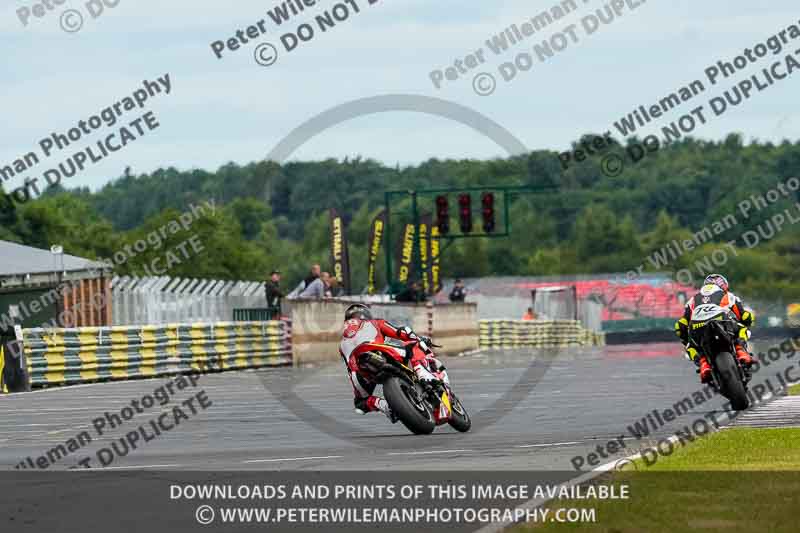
[715,352,750,411]
[447,391,471,433]
[383,377,435,435]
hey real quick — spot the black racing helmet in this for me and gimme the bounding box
[344,303,372,321]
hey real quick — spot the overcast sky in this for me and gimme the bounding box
[2,0,799,193]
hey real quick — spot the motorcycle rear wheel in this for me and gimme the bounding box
[715,352,749,411]
[383,377,436,435]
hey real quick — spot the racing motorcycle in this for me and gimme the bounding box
[354,338,471,435]
[689,303,751,410]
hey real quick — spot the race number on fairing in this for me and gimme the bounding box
[692,304,725,322]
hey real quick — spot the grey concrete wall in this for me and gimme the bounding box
[431,303,479,355]
[290,300,478,365]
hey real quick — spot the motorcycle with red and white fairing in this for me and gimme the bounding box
[353,337,471,435]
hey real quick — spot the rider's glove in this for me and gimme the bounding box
[738,326,752,341]
[685,344,699,363]
[417,336,432,353]
[420,336,441,349]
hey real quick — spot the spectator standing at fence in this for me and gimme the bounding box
[304,264,321,286]
[522,307,537,321]
[327,276,345,298]
[264,270,283,315]
[300,271,331,299]
[322,272,333,297]
[449,278,467,302]
[325,277,335,298]
[288,263,322,299]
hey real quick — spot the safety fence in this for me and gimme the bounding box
[22,321,291,388]
[478,319,605,349]
[111,276,266,326]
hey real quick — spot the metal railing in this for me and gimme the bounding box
[111,276,265,326]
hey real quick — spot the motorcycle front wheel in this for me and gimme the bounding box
[447,390,471,433]
[383,377,436,435]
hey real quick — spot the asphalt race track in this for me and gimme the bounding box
[1,338,796,472]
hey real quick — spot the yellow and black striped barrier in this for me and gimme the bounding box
[22,321,292,388]
[479,319,605,349]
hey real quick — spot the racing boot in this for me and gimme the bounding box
[363,396,397,423]
[735,344,754,380]
[735,344,753,368]
[697,355,712,384]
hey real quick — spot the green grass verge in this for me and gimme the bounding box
[788,383,800,396]
[634,427,800,471]
[517,429,800,532]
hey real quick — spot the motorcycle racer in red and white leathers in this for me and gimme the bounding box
[339,303,446,420]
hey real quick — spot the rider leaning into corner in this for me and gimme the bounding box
[674,273,755,384]
[339,303,446,421]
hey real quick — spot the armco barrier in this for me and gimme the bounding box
[21,321,291,387]
[479,319,605,349]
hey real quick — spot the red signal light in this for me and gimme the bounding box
[481,192,495,233]
[458,194,472,233]
[435,195,450,235]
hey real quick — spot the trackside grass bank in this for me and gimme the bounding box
[518,428,800,532]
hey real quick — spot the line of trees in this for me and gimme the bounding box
[1,133,798,299]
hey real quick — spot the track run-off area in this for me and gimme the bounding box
[1,338,797,473]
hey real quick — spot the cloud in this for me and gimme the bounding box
[1,0,798,194]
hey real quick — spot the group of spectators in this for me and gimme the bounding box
[266,271,539,323]
[264,269,474,311]
[394,277,469,303]
[288,264,338,299]
[264,263,343,314]
[394,280,427,302]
